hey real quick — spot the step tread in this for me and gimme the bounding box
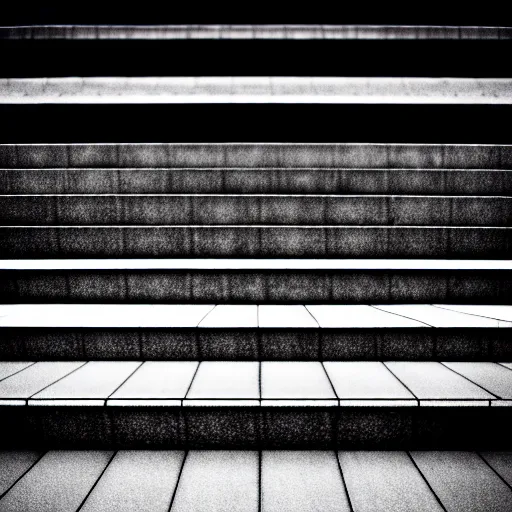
[2,361,512,406]
[1,450,511,511]
[1,304,510,328]
[2,77,512,104]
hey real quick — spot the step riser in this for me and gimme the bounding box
[3,407,511,449]
[1,270,511,304]
[2,40,511,78]
[2,105,510,143]
[4,25,512,40]
[2,144,511,169]
[1,227,509,258]
[1,196,509,226]
[3,169,510,195]
[1,328,510,361]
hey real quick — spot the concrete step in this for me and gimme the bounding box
[2,450,512,511]
[3,24,511,40]
[1,194,509,226]
[1,265,511,303]
[1,360,512,448]
[2,144,510,169]
[2,77,512,104]
[0,226,509,258]
[2,168,511,196]
[1,304,511,361]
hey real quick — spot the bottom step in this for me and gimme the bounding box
[2,361,512,449]
[1,450,512,512]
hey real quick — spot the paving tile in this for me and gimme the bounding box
[198,305,258,327]
[385,362,494,404]
[411,451,512,512]
[376,305,505,327]
[108,362,198,406]
[0,451,113,512]
[480,452,512,487]
[261,361,336,405]
[170,451,258,512]
[443,362,512,399]
[0,362,33,381]
[258,306,318,327]
[30,362,141,405]
[80,451,184,512]
[339,451,443,512]
[307,305,426,327]
[324,362,416,406]
[262,451,351,511]
[185,362,259,406]
[0,451,42,496]
[0,304,215,327]
[0,362,84,404]
[435,305,512,324]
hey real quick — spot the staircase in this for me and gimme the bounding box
[0,21,512,511]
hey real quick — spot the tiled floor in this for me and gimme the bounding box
[1,304,511,328]
[1,360,512,407]
[1,450,511,511]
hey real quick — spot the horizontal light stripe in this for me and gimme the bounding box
[339,400,418,407]
[419,400,489,406]
[2,77,511,104]
[1,259,511,270]
[183,400,260,407]
[1,25,510,40]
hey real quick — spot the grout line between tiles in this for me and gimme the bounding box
[382,362,420,404]
[439,362,500,399]
[27,361,88,399]
[432,304,511,324]
[167,451,188,512]
[371,305,434,327]
[335,452,354,512]
[477,452,512,492]
[106,362,145,399]
[258,450,262,512]
[0,362,37,383]
[320,362,339,399]
[76,450,117,512]
[183,363,201,399]
[0,450,47,500]
[303,305,321,328]
[196,305,217,327]
[406,452,448,512]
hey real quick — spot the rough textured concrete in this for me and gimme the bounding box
[2,144,511,169]
[1,269,511,303]
[0,226,509,258]
[2,169,510,195]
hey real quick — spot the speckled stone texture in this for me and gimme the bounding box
[1,269,511,303]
